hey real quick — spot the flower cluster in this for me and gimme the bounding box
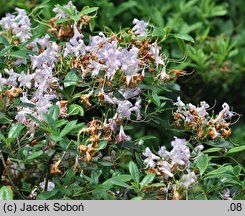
[0,2,171,141]
[143,137,198,191]
[0,41,60,134]
[0,8,32,43]
[173,97,235,140]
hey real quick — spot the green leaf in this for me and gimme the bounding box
[106,179,132,189]
[79,7,99,15]
[129,161,140,185]
[0,35,9,46]
[0,186,13,200]
[0,112,5,119]
[152,27,165,38]
[204,139,233,148]
[8,123,25,139]
[203,147,222,153]
[43,113,57,133]
[67,122,85,134]
[37,190,59,200]
[55,18,69,24]
[0,45,14,56]
[63,86,75,101]
[134,136,157,143]
[150,183,166,187]
[68,104,84,116]
[89,18,96,32]
[6,50,30,59]
[91,170,102,184]
[197,154,208,176]
[25,150,43,163]
[151,92,160,107]
[60,120,77,137]
[204,165,233,178]
[64,70,79,87]
[105,175,132,183]
[233,165,241,177]
[48,105,60,121]
[26,114,47,129]
[140,173,155,190]
[95,141,107,151]
[70,7,99,22]
[173,33,195,43]
[103,175,132,189]
[0,132,5,142]
[14,102,36,108]
[227,146,245,154]
[96,161,113,166]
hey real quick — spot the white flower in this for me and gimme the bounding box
[148,42,164,65]
[0,13,16,29]
[39,181,55,191]
[0,8,32,42]
[53,1,77,19]
[132,18,148,36]
[174,96,185,108]
[107,118,117,132]
[35,94,55,120]
[64,25,86,57]
[160,65,169,80]
[138,139,144,145]
[143,147,160,168]
[118,46,139,76]
[157,160,173,177]
[30,42,60,70]
[180,170,197,188]
[196,101,209,118]
[0,74,7,86]
[89,60,107,77]
[15,58,27,65]
[183,110,195,123]
[115,125,131,143]
[171,137,187,147]
[20,92,34,104]
[99,41,121,78]
[114,99,133,120]
[219,188,233,200]
[170,137,190,166]
[129,97,142,120]
[222,103,234,119]
[14,8,32,42]
[18,71,33,89]
[119,87,141,100]
[4,69,19,86]
[29,34,50,52]
[194,145,204,153]
[15,107,33,124]
[87,32,107,52]
[158,146,170,159]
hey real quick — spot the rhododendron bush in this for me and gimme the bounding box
[0,2,244,200]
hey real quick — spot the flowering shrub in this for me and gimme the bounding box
[0,2,244,200]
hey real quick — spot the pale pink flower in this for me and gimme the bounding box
[132,18,148,36]
[180,170,197,188]
[143,147,160,168]
[115,125,131,143]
